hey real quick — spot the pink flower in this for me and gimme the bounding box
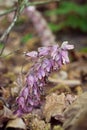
[61,41,74,50]
[26,51,38,59]
[16,42,74,115]
[38,46,50,56]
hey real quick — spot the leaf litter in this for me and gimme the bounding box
[0,32,87,130]
[0,3,87,130]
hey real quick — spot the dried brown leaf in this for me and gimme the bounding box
[6,118,26,130]
[43,93,66,122]
[0,99,14,127]
[63,92,87,130]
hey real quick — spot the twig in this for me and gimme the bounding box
[0,34,9,56]
[0,13,17,42]
[0,0,59,17]
[0,0,59,55]
[0,0,28,55]
[0,8,16,17]
[48,77,81,87]
[0,10,18,55]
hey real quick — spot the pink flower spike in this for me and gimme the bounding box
[16,43,74,115]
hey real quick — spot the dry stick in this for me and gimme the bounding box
[0,0,28,55]
[0,13,18,42]
[0,0,59,56]
[48,77,81,87]
[0,12,18,55]
[0,0,59,41]
[0,7,16,17]
[0,34,9,55]
[0,0,59,17]
[0,0,28,42]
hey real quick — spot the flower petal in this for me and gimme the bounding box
[38,46,50,56]
[26,51,38,58]
[61,41,74,50]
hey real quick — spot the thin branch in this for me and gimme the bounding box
[0,0,28,55]
[0,8,16,17]
[0,0,59,17]
[0,0,28,42]
[0,11,18,55]
[0,14,17,42]
[0,0,59,55]
[0,34,9,56]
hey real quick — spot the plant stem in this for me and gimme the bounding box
[0,0,59,55]
[0,0,59,16]
[0,0,28,55]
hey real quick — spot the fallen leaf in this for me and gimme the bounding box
[0,99,14,127]
[63,92,87,130]
[6,118,26,130]
[43,93,66,122]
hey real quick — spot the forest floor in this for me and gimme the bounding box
[0,5,87,130]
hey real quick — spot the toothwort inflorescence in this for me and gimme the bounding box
[16,41,74,115]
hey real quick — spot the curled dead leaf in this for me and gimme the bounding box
[43,93,66,122]
[6,118,26,130]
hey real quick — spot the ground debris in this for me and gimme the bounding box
[6,118,26,130]
[63,92,87,130]
[0,99,15,128]
[43,93,66,122]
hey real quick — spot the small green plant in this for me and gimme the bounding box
[45,1,87,32]
[80,47,87,53]
[0,43,4,49]
[21,34,33,44]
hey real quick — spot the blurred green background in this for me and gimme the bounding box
[45,0,87,32]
